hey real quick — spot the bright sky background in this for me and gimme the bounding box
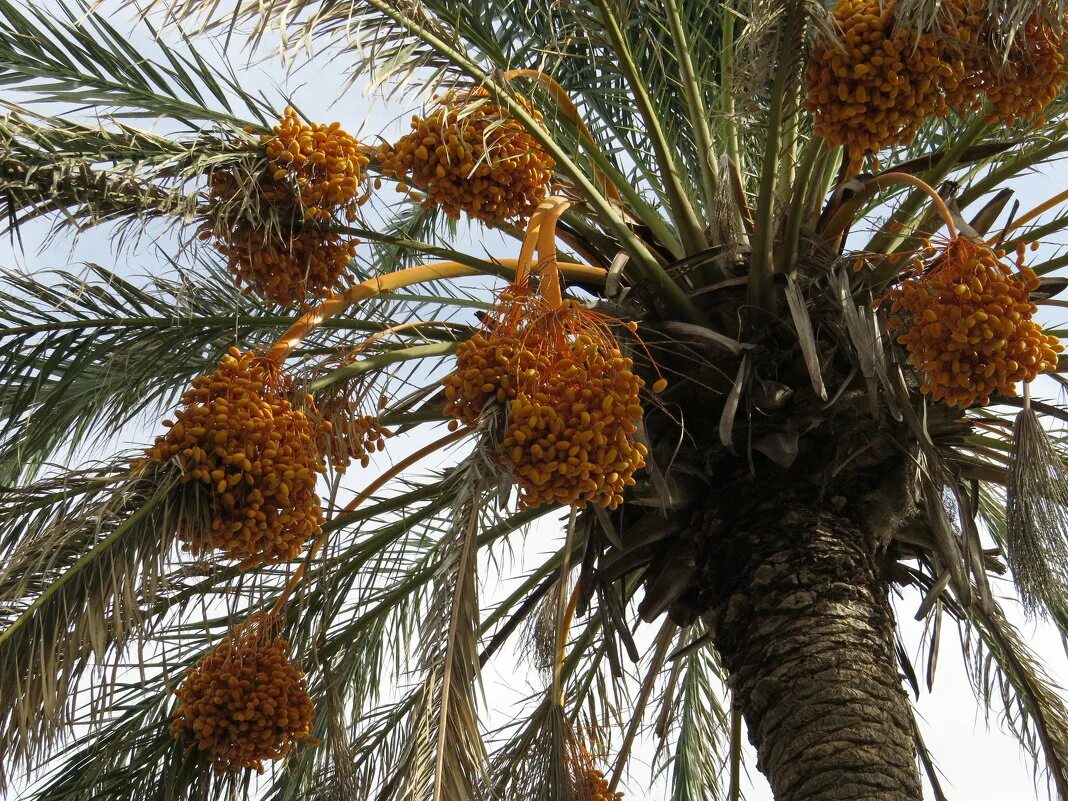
[3,4,1068,800]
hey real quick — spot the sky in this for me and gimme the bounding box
[3,3,1068,800]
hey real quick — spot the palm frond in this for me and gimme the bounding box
[487,573,628,801]
[0,459,193,786]
[0,0,271,127]
[964,600,1068,799]
[406,456,488,801]
[659,631,732,801]
[0,108,249,236]
[3,0,1068,799]
[132,0,727,312]
[16,473,468,801]
[0,248,481,481]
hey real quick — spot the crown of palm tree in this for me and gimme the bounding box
[3,1,1068,800]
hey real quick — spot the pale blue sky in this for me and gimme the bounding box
[3,4,1068,799]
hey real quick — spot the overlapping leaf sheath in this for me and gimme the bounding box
[444,286,647,509]
[882,238,1062,407]
[146,347,325,566]
[171,621,316,772]
[208,108,370,307]
[377,91,555,226]
[805,0,980,159]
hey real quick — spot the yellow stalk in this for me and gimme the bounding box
[517,202,553,287]
[821,172,959,243]
[535,198,573,309]
[503,69,621,202]
[268,259,607,362]
[995,187,1068,241]
[268,426,472,619]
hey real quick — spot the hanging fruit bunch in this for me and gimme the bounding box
[207,108,370,307]
[146,347,326,567]
[499,318,648,510]
[964,8,1068,124]
[805,0,981,161]
[215,223,359,310]
[264,107,371,223]
[575,765,623,801]
[881,237,1062,408]
[566,738,624,801]
[443,284,550,426]
[377,90,555,227]
[443,247,649,510]
[312,397,392,473]
[172,617,317,772]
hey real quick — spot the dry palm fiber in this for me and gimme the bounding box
[377,90,555,226]
[146,347,325,567]
[881,238,1062,408]
[171,617,317,772]
[1007,405,1068,616]
[443,284,647,509]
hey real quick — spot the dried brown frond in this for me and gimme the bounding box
[966,600,1068,798]
[1006,407,1068,616]
[485,699,570,801]
[727,0,787,113]
[521,579,564,673]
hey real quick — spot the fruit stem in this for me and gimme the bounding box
[344,320,466,358]
[821,171,958,243]
[268,259,607,362]
[517,203,552,288]
[535,197,573,310]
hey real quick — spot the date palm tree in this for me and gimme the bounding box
[3,1,1068,800]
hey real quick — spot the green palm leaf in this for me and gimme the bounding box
[4,1,1068,800]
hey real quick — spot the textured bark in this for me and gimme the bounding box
[701,505,921,801]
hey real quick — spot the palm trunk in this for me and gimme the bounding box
[700,505,921,801]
